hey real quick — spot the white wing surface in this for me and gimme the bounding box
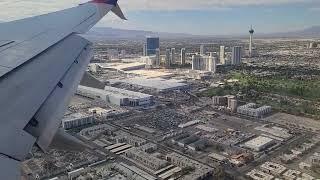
[0,0,126,178]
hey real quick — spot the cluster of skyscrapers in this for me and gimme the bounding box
[191,53,217,72]
[142,33,253,71]
[191,44,242,72]
[143,37,187,68]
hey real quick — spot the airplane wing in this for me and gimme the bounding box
[0,0,126,179]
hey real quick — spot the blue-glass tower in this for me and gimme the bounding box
[146,37,160,56]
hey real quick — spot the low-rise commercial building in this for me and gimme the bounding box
[283,169,301,180]
[111,131,147,147]
[125,148,168,170]
[178,136,199,147]
[208,153,228,163]
[88,107,109,117]
[212,96,228,106]
[77,85,153,107]
[297,173,315,180]
[116,163,157,180]
[109,78,190,92]
[138,143,157,153]
[246,169,274,180]
[229,99,238,112]
[196,125,218,133]
[230,153,254,166]
[237,103,272,118]
[299,162,312,171]
[88,107,128,118]
[187,139,208,151]
[260,162,286,176]
[104,86,153,107]
[127,135,148,147]
[79,124,116,140]
[62,112,94,130]
[178,120,201,128]
[243,136,275,152]
[96,62,146,71]
[212,95,238,112]
[166,152,214,180]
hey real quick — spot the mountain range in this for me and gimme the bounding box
[84,26,320,40]
[278,26,320,38]
[84,27,195,40]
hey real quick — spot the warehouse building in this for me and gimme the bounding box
[187,139,208,151]
[177,136,199,147]
[125,149,168,170]
[104,86,153,106]
[117,163,157,180]
[109,78,190,92]
[77,85,153,107]
[166,152,214,180]
[62,112,94,130]
[243,136,275,152]
[96,62,146,72]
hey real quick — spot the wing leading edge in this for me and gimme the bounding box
[0,1,126,179]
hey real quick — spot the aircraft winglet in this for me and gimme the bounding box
[112,3,127,20]
[90,0,127,20]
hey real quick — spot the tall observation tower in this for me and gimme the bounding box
[249,26,254,57]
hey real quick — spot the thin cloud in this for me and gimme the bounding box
[0,0,316,20]
[120,0,313,11]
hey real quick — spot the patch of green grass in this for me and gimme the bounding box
[199,72,320,119]
[231,73,320,101]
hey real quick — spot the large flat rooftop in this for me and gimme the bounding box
[244,136,275,151]
[125,69,173,78]
[104,86,153,99]
[97,62,146,71]
[62,112,92,122]
[78,85,152,99]
[110,77,189,92]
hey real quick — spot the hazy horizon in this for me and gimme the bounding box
[1,0,320,35]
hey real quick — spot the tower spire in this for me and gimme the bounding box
[249,25,254,57]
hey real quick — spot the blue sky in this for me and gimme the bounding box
[0,0,320,35]
[122,7,319,35]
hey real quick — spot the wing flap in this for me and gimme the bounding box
[0,155,20,180]
[25,35,93,151]
[0,35,90,160]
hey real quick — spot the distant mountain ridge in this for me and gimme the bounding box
[257,26,320,38]
[84,26,320,40]
[85,27,197,40]
[286,26,320,37]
